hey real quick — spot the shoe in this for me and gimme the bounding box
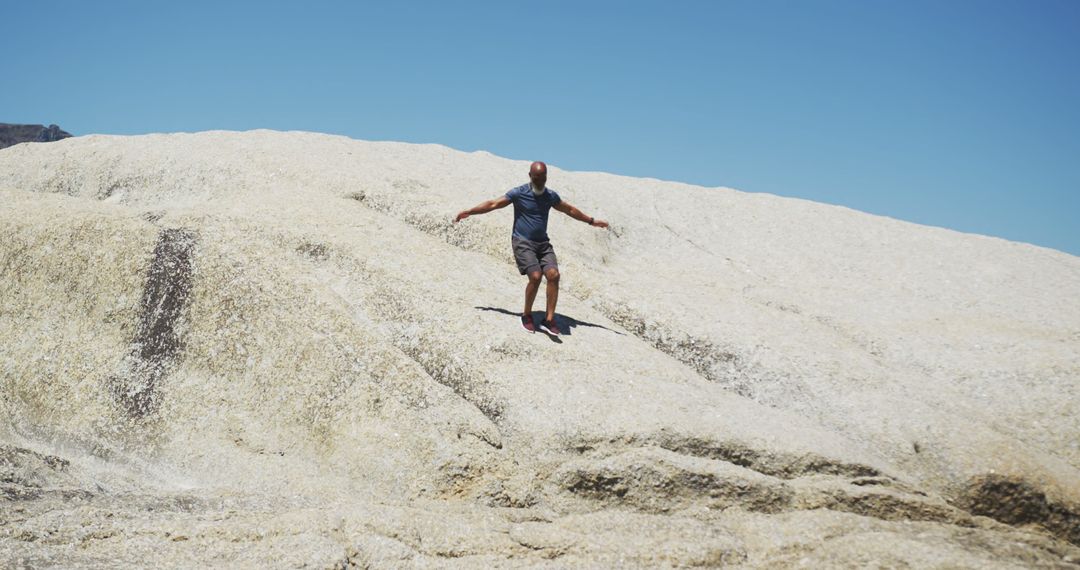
[540,318,561,336]
[521,314,536,333]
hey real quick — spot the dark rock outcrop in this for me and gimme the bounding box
[0,123,72,150]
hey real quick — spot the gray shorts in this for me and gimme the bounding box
[512,236,558,275]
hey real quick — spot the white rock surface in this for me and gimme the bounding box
[1,130,1078,567]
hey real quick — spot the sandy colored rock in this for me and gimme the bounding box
[1,130,1078,567]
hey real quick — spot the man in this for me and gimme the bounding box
[454,161,609,335]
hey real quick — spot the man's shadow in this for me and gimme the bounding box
[474,306,625,342]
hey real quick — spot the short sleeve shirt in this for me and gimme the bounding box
[505,184,561,242]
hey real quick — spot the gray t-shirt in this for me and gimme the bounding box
[505,183,562,242]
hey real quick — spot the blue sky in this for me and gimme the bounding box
[4,1,1079,255]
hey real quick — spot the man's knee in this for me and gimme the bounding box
[544,267,560,282]
[527,271,543,284]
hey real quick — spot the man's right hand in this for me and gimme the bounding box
[455,196,508,223]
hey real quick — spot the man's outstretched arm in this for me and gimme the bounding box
[455,196,511,222]
[554,200,609,229]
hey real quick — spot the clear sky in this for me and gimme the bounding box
[4,0,1079,256]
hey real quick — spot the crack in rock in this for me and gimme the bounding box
[565,434,882,481]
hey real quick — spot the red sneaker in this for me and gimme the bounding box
[521,314,536,333]
[540,319,562,336]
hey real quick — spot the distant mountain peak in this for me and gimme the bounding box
[0,122,72,149]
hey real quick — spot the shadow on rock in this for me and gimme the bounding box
[960,474,1080,546]
[474,306,624,339]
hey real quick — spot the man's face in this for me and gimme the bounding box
[530,162,547,188]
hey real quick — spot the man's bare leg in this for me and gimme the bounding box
[524,271,543,316]
[544,267,560,322]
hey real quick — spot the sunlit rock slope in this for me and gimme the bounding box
[1,131,1078,568]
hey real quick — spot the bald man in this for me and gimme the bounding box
[454,161,609,335]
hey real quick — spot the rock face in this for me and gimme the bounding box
[0,123,72,149]
[1,131,1078,568]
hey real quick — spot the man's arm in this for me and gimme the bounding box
[554,200,609,229]
[455,196,511,222]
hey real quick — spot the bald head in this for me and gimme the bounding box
[529,161,547,188]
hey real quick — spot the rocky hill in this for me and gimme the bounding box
[1,131,1077,567]
[0,123,72,149]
